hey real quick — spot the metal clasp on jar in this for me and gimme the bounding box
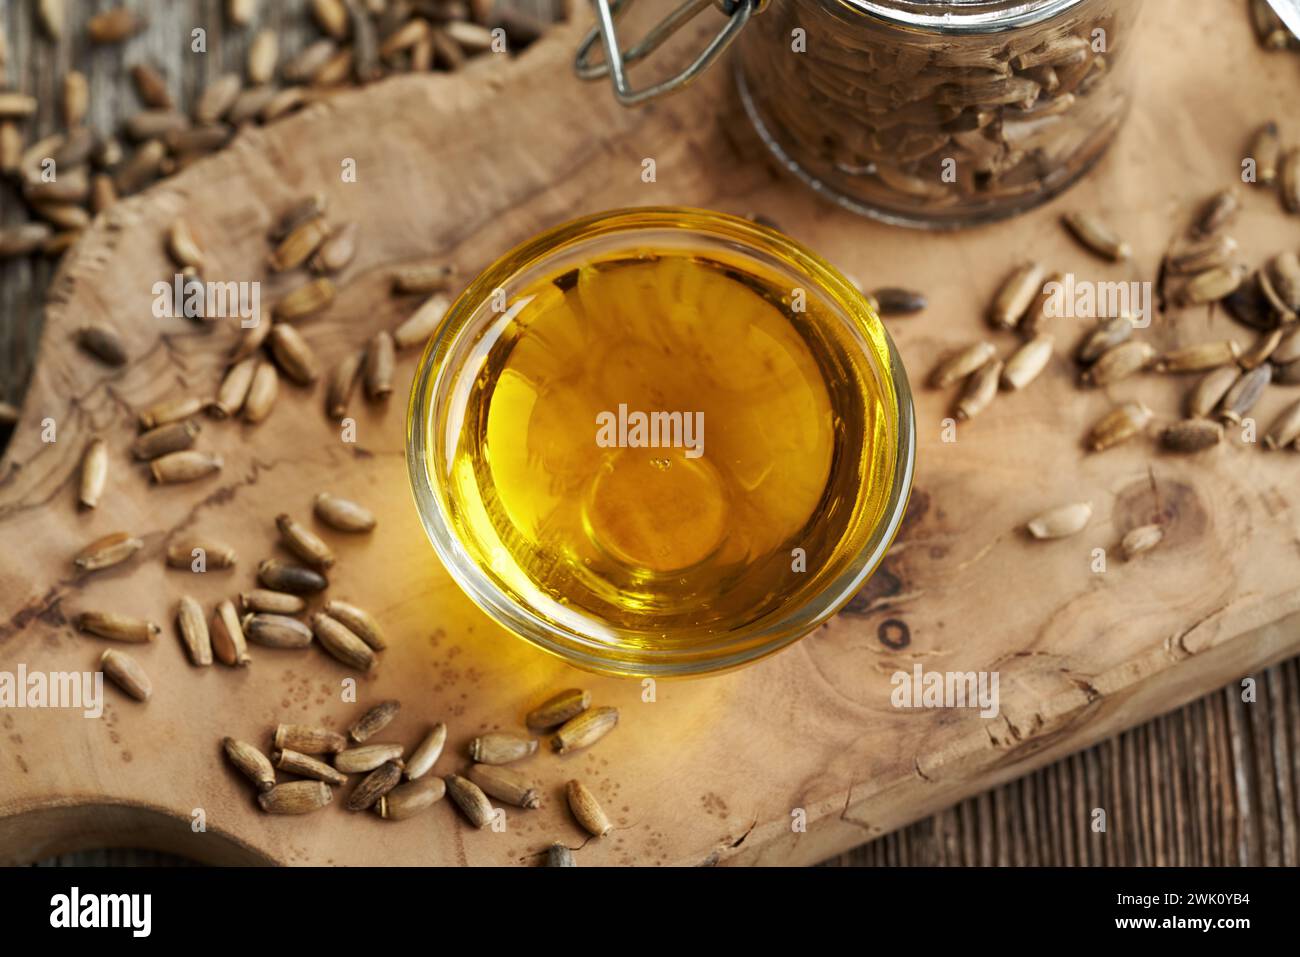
[575,0,767,106]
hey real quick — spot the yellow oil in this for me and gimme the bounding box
[430,244,897,650]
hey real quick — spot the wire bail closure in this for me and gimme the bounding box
[575,0,763,107]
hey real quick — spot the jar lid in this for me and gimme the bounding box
[836,0,1090,32]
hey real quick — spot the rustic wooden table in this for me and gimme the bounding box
[4,0,1297,868]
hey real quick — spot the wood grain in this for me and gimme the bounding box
[2,0,1299,867]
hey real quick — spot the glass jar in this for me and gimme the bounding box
[578,0,1143,228]
[406,207,915,677]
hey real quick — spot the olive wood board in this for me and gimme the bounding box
[2,2,1299,866]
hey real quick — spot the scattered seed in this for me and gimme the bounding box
[869,287,927,316]
[177,595,212,666]
[167,218,204,269]
[193,72,243,125]
[259,780,332,814]
[1218,363,1271,424]
[78,611,160,643]
[101,650,151,702]
[211,599,250,667]
[128,421,198,466]
[469,763,540,809]
[376,777,446,820]
[62,71,89,128]
[150,450,222,484]
[314,604,385,658]
[131,64,174,108]
[74,532,143,573]
[392,262,456,295]
[393,294,448,349]
[1269,253,1300,312]
[261,86,310,123]
[211,357,258,419]
[243,613,314,649]
[310,221,358,274]
[551,706,619,754]
[469,732,538,766]
[247,30,279,84]
[312,0,351,39]
[988,262,1045,329]
[270,216,332,272]
[78,323,128,366]
[1247,121,1280,186]
[38,0,65,40]
[1256,264,1296,322]
[227,85,277,125]
[1194,188,1240,235]
[1062,212,1130,261]
[1166,233,1238,275]
[243,361,279,423]
[335,742,403,774]
[1185,365,1241,419]
[273,277,335,321]
[954,358,1002,421]
[526,689,591,731]
[1001,334,1053,391]
[79,438,107,509]
[347,760,402,811]
[326,351,363,420]
[269,324,320,384]
[1282,148,1300,214]
[404,723,447,780]
[445,773,495,828]
[1082,340,1155,386]
[227,0,256,27]
[928,341,996,389]
[0,223,53,258]
[115,139,167,194]
[124,109,190,141]
[566,780,611,838]
[1239,328,1283,370]
[224,737,275,791]
[303,497,375,539]
[311,612,376,671]
[276,513,336,569]
[165,539,236,569]
[1160,419,1223,453]
[275,749,346,786]
[139,395,203,430]
[1087,402,1152,452]
[546,843,575,867]
[363,331,395,401]
[1026,502,1092,540]
[285,39,339,83]
[1153,340,1240,373]
[87,8,145,44]
[275,723,347,755]
[1264,399,1300,449]
[240,589,306,615]
[349,700,400,744]
[258,558,328,594]
[1121,524,1164,561]
[0,93,37,119]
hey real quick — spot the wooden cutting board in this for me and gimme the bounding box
[2,1,1299,867]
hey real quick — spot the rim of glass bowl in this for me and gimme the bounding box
[405,207,917,678]
[837,0,1088,32]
